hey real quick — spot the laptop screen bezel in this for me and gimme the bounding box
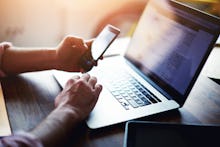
[125,0,220,106]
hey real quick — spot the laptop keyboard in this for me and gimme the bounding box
[103,70,162,110]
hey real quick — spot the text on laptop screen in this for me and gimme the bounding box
[125,0,220,96]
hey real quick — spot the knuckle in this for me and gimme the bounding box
[65,78,75,86]
[64,35,72,41]
[76,37,83,42]
[76,79,87,86]
[91,76,97,81]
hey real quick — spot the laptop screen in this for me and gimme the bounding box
[125,0,220,103]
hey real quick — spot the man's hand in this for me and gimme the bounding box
[31,74,102,147]
[55,36,93,72]
[55,73,102,121]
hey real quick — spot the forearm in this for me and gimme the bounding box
[30,106,80,147]
[2,48,58,75]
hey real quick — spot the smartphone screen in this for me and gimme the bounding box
[79,24,120,72]
[91,25,120,61]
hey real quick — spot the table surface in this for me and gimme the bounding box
[1,49,220,147]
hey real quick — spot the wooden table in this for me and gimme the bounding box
[1,53,220,147]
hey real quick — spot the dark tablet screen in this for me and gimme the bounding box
[124,121,220,147]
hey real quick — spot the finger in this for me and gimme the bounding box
[93,57,104,67]
[81,73,90,82]
[85,39,94,49]
[92,60,98,67]
[73,37,88,49]
[88,76,97,88]
[65,36,87,51]
[64,75,80,88]
[94,84,103,98]
[65,35,81,44]
[72,75,80,80]
[65,78,76,88]
[91,84,102,107]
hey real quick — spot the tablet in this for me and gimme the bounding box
[124,121,220,147]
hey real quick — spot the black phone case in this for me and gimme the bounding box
[79,49,95,72]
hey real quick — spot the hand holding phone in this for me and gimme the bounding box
[79,24,120,72]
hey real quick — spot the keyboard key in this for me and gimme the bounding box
[127,99,139,108]
[124,96,132,100]
[111,91,120,96]
[118,99,130,110]
[141,98,151,105]
[115,95,123,100]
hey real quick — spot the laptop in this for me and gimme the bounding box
[53,0,220,129]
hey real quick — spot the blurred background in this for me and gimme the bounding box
[0,0,219,47]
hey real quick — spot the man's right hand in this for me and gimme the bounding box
[55,73,102,121]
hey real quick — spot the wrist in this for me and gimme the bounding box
[46,49,59,70]
[53,50,61,71]
[31,105,81,147]
[54,105,81,123]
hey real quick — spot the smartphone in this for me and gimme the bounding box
[79,24,120,72]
